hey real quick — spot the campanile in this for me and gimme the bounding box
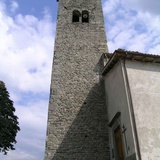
[45,0,110,159]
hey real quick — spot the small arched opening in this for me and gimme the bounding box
[72,10,81,22]
[82,10,89,23]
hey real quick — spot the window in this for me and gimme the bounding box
[82,10,89,23]
[72,10,81,22]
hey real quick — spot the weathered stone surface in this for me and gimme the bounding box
[45,0,110,159]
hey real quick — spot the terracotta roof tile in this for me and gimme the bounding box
[102,49,160,75]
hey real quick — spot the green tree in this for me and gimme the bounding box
[0,81,20,155]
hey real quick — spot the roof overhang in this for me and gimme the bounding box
[102,49,160,76]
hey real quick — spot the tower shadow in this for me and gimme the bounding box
[51,79,110,160]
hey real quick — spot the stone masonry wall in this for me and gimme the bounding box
[45,0,110,159]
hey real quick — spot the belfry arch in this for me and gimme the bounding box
[82,10,89,23]
[72,10,81,22]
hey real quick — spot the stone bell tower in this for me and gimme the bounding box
[45,0,110,159]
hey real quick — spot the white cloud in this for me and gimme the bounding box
[0,1,55,159]
[122,0,160,15]
[0,100,48,160]
[10,1,19,13]
[0,1,55,94]
[103,0,119,15]
[1,150,36,160]
[103,0,160,54]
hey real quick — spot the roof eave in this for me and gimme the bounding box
[102,49,160,76]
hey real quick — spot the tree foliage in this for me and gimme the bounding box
[0,81,20,155]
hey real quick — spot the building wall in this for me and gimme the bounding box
[104,61,136,160]
[45,0,110,159]
[126,61,160,160]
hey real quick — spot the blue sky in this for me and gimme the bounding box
[4,0,58,20]
[0,0,160,160]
